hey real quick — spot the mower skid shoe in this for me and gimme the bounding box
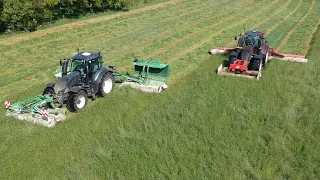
[217,64,261,80]
[5,108,67,128]
[119,82,167,93]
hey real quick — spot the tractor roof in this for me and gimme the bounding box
[245,30,265,38]
[73,52,101,61]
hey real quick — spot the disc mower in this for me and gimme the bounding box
[4,95,66,128]
[210,30,308,79]
[114,58,169,93]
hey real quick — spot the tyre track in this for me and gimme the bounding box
[304,19,320,56]
[115,0,264,72]
[144,1,261,60]
[60,0,214,49]
[165,0,280,65]
[276,0,316,52]
[223,0,298,48]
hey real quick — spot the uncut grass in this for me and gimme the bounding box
[267,0,314,51]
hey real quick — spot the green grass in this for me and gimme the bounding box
[0,0,320,179]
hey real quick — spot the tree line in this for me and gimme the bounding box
[0,0,143,33]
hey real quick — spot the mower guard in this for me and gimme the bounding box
[209,47,237,55]
[4,95,66,128]
[217,64,262,80]
[115,59,169,93]
[268,49,308,62]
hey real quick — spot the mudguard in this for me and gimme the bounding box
[69,86,83,93]
[46,82,55,88]
[253,54,263,60]
[93,67,113,84]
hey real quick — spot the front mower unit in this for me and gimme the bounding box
[116,59,169,93]
[217,63,262,80]
[4,95,66,128]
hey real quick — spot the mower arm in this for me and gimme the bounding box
[268,49,308,62]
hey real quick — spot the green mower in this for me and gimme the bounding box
[4,95,66,128]
[114,58,169,93]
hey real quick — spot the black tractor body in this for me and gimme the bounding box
[44,52,116,112]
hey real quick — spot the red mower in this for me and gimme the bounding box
[210,30,308,79]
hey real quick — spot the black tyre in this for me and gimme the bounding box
[66,90,88,112]
[249,58,261,71]
[228,56,237,66]
[263,51,269,66]
[98,73,114,97]
[43,87,54,96]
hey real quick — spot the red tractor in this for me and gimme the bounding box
[210,30,307,79]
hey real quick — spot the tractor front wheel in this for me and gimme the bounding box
[43,87,54,96]
[98,74,115,97]
[263,51,269,66]
[66,90,88,112]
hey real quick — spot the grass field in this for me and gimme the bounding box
[0,0,319,179]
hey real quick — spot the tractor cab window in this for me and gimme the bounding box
[88,59,100,73]
[71,60,84,72]
[245,36,258,47]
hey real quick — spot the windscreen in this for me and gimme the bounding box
[71,60,84,72]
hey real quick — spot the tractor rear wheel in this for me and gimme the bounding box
[66,90,88,112]
[249,58,261,71]
[43,87,54,96]
[98,73,114,97]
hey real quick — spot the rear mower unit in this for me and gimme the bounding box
[210,30,308,80]
[4,95,66,128]
[115,59,169,93]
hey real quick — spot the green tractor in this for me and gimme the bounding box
[45,51,115,112]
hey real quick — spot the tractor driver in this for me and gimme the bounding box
[245,36,257,47]
[71,60,85,73]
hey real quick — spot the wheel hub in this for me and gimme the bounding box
[103,78,113,94]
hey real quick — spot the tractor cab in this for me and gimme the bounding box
[55,51,103,79]
[236,30,266,54]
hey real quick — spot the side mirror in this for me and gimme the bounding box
[234,36,237,40]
